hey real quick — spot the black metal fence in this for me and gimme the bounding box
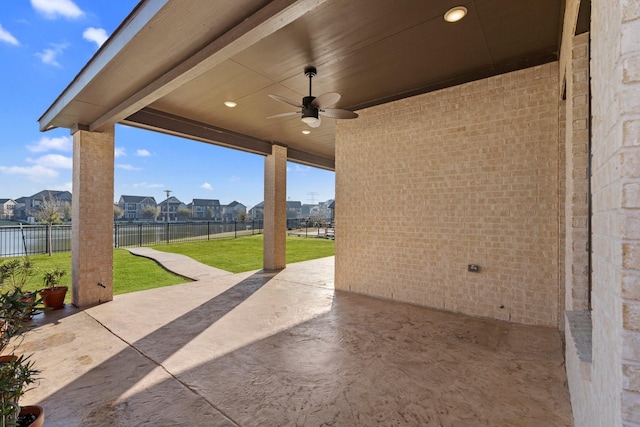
[0,220,265,258]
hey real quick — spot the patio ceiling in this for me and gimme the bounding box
[38,0,564,170]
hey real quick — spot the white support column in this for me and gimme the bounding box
[263,144,287,270]
[71,126,114,307]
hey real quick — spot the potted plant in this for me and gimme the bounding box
[0,260,37,306]
[0,289,44,427]
[39,268,67,310]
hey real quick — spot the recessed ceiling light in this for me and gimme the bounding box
[302,130,311,135]
[444,6,467,23]
[224,101,237,108]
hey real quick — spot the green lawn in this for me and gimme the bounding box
[0,250,188,303]
[0,234,334,301]
[151,234,335,273]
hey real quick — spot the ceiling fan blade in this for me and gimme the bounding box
[319,108,358,119]
[312,92,341,109]
[267,111,300,119]
[269,94,303,108]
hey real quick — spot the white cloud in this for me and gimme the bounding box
[132,182,163,189]
[27,154,72,169]
[201,182,213,190]
[0,164,58,181]
[36,43,68,67]
[114,147,126,158]
[27,135,72,153]
[228,175,241,183]
[0,24,19,46]
[136,149,151,157]
[294,165,310,172]
[52,181,72,192]
[116,164,142,171]
[31,0,83,19]
[83,27,108,48]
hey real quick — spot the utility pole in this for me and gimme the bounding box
[164,189,172,222]
[307,192,319,204]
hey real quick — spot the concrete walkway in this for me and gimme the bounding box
[15,251,573,426]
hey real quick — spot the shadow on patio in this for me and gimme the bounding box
[15,256,572,426]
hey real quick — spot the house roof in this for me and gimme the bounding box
[30,190,72,201]
[287,201,302,208]
[37,0,564,171]
[120,195,157,204]
[225,201,245,209]
[192,199,221,207]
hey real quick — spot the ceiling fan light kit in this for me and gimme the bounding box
[268,66,358,128]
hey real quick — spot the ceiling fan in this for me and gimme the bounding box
[268,66,358,128]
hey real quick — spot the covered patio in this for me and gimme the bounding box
[34,0,640,424]
[18,251,572,426]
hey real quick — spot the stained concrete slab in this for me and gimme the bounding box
[15,255,573,426]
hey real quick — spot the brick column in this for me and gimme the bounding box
[71,126,114,307]
[263,144,287,270]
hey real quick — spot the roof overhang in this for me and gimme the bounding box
[39,0,565,170]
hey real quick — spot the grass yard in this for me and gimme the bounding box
[0,250,188,303]
[0,234,334,301]
[151,234,335,273]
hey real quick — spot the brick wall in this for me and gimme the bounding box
[335,63,560,326]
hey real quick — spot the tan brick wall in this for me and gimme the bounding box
[564,0,640,425]
[335,63,559,326]
[72,127,114,307]
[566,32,591,312]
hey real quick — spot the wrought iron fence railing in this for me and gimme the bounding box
[0,220,265,258]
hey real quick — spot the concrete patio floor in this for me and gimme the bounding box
[15,250,573,426]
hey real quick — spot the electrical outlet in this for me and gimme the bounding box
[468,264,480,272]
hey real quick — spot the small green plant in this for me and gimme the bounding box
[0,260,37,292]
[0,290,41,355]
[0,355,39,427]
[0,287,41,427]
[41,268,65,290]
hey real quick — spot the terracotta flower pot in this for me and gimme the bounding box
[40,286,68,310]
[18,405,44,427]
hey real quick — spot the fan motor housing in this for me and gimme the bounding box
[302,96,318,119]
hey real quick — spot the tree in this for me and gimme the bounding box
[34,193,62,256]
[235,211,247,222]
[177,207,192,220]
[113,205,124,221]
[61,202,72,222]
[140,205,158,220]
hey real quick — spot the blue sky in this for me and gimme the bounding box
[0,0,335,210]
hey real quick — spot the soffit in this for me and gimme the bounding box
[39,0,564,170]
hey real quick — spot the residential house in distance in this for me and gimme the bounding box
[249,202,264,220]
[158,196,187,222]
[0,199,16,220]
[190,199,221,220]
[221,201,246,222]
[117,195,157,220]
[13,190,72,222]
[286,201,302,219]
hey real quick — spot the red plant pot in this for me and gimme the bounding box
[19,405,44,427]
[40,286,68,309]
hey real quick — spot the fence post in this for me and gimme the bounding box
[207,221,210,241]
[166,222,170,244]
[138,223,142,247]
[45,225,50,255]
[234,220,237,238]
[114,223,118,248]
